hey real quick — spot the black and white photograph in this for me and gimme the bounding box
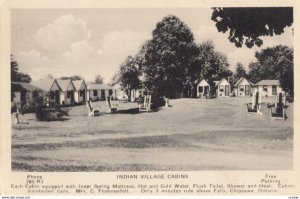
[10,7,294,172]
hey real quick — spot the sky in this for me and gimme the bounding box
[11,8,293,83]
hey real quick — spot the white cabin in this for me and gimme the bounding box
[252,80,283,97]
[57,79,76,105]
[215,78,231,97]
[234,77,252,97]
[196,79,210,98]
[73,80,87,103]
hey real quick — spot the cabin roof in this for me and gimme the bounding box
[234,77,252,87]
[11,82,43,92]
[57,79,73,91]
[72,80,86,90]
[31,78,58,91]
[253,80,280,86]
[87,83,114,90]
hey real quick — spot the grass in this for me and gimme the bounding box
[11,97,293,171]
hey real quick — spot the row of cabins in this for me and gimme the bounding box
[11,78,122,107]
[12,77,284,107]
[196,78,283,98]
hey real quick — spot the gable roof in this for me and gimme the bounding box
[215,78,230,87]
[234,77,252,87]
[31,78,59,91]
[195,79,209,85]
[87,83,114,90]
[72,80,86,90]
[57,79,74,91]
[11,82,43,92]
[254,80,280,86]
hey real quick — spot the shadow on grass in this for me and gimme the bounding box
[117,108,140,114]
[12,125,49,130]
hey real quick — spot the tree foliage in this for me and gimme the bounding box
[211,7,293,48]
[46,73,54,79]
[60,75,83,81]
[118,55,141,97]
[232,62,248,84]
[94,74,104,84]
[141,15,199,98]
[198,41,232,86]
[248,45,293,95]
[11,55,32,83]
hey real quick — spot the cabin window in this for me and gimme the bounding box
[109,89,113,96]
[67,91,71,98]
[263,85,268,92]
[93,90,98,96]
[239,85,244,92]
[80,90,83,96]
[198,86,203,93]
[219,85,224,92]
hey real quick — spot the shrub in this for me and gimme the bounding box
[151,95,165,109]
[32,91,66,121]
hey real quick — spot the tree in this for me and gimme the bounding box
[142,15,199,98]
[11,54,32,83]
[118,56,141,99]
[46,73,54,79]
[248,62,264,84]
[60,75,83,81]
[94,74,104,84]
[109,72,121,87]
[197,41,232,88]
[248,45,293,95]
[232,62,248,84]
[211,7,293,48]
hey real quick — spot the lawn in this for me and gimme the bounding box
[11,97,293,171]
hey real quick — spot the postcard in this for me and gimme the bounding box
[0,0,299,196]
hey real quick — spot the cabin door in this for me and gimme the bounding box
[225,85,230,96]
[245,85,250,95]
[101,89,105,99]
[70,90,74,103]
[204,86,209,94]
[55,90,60,104]
[82,90,86,102]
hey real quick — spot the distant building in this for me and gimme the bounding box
[11,82,43,108]
[196,79,210,98]
[73,80,87,103]
[31,78,61,104]
[214,78,231,97]
[57,79,76,105]
[233,77,252,97]
[252,80,283,97]
[87,83,116,101]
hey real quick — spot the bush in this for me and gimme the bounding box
[151,95,165,109]
[31,91,66,121]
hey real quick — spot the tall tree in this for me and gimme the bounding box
[11,54,32,83]
[248,45,293,95]
[248,62,264,84]
[118,56,141,99]
[211,7,293,48]
[94,74,104,84]
[233,62,247,82]
[142,15,199,98]
[198,41,232,86]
